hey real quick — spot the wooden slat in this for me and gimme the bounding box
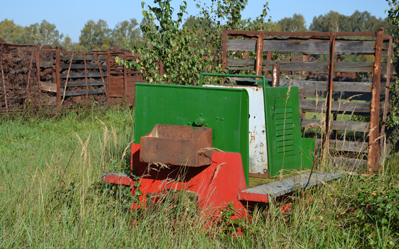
[301,119,369,132]
[227,40,389,55]
[60,55,106,60]
[316,139,368,152]
[278,79,375,92]
[300,99,379,113]
[227,58,395,74]
[61,80,107,87]
[303,90,385,101]
[40,81,57,93]
[60,72,107,78]
[61,88,105,97]
[60,64,107,70]
[40,61,53,67]
[331,157,367,168]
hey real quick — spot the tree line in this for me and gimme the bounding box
[0,18,142,51]
[0,10,394,51]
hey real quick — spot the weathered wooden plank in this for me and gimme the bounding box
[316,139,368,152]
[60,55,107,60]
[227,58,385,73]
[60,64,107,70]
[227,39,389,55]
[301,118,369,132]
[278,79,375,92]
[303,90,385,101]
[331,157,367,168]
[300,99,375,113]
[40,61,53,68]
[61,88,105,96]
[381,63,397,75]
[60,80,107,87]
[60,72,107,78]
[40,81,57,93]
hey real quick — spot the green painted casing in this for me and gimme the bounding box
[263,86,314,177]
[134,83,251,185]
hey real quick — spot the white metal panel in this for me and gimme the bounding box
[203,85,268,174]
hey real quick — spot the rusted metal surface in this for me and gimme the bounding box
[272,64,280,87]
[256,35,263,76]
[380,35,393,159]
[368,28,384,173]
[324,34,336,154]
[132,143,250,218]
[140,124,213,167]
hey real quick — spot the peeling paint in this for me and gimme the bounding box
[204,85,268,174]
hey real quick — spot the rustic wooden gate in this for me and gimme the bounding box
[222,28,395,173]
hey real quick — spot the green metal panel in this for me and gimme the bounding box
[134,83,251,185]
[263,86,313,177]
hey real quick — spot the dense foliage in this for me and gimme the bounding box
[0,18,142,51]
[117,0,273,85]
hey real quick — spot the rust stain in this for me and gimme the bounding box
[140,124,213,167]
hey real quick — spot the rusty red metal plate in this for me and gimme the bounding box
[140,124,213,167]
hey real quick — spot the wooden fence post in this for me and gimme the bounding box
[36,44,41,105]
[84,53,88,104]
[0,46,8,112]
[107,50,110,104]
[256,34,264,76]
[368,27,384,173]
[56,47,61,108]
[124,52,127,99]
[222,30,227,71]
[324,33,336,155]
[272,64,280,87]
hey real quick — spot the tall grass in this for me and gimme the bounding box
[0,107,398,248]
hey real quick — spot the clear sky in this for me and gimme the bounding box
[2,0,391,42]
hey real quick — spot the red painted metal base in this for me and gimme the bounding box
[104,143,272,218]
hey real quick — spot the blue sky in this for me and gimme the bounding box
[2,0,391,42]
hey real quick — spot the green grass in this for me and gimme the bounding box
[1,107,398,248]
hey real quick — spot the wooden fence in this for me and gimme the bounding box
[38,48,143,108]
[222,28,395,173]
